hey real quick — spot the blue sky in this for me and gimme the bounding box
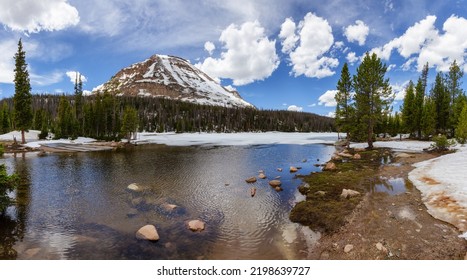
[0,0,466,117]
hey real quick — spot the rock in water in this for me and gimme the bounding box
[258,173,267,179]
[127,183,143,192]
[269,180,282,187]
[245,177,257,183]
[188,220,205,232]
[136,225,159,241]
[341,189,360,198]
[161,203,178,212]
[250,187,256,197]
[277,168,283,172]
[290,166,298,173]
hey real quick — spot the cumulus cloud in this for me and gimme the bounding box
[278,17,299,53]
[287,105,303,112]
[279,12,338,79]
[346,52,359,64]
[65,71,88,84]
[392,81,411,101]
[344,20,369,46]
[327,111,336,118]
[204,41,215,55]
[196,21,279,86]
[0,39,17,83]
[318,90,338,107]
[0,0,79,33]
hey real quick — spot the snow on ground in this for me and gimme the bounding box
[0,130,40,142]
[408,146,467,239]
[0,130,96,148]
[351,140,433,152]
[134,132,339,146]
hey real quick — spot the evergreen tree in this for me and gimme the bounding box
[420,97,436,139]
[431,72,449,134]
[456,103,467,144]
[13,39,32,144]
[446,60,464,136]
[121,106,138,142]
[401,81,415,135]
[74,73,84,135]
[353,53,393,149]
[55,96,76,139]
[334,63,354,143]
[413,78,425,138]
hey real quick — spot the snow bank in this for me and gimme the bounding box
[134,132,339,146]
[408,147,467,238]
[351,140,433,152]
[23,137,97,148]
[0,130,40,142]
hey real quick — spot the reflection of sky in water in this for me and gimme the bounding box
[2,144,335,259]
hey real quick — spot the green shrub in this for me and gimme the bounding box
[0,164,18,213]
[430,134,455,151]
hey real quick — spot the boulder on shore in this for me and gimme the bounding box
[136,225,159,241]
[341,189,360,198]
[353,153,361,160]
[245,177,257,183]
[187,219,205,232]
[323,162,337,171]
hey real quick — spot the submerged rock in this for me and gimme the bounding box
[274,186,283,192]
[341,189,360,198]
[250,187,256,197]
[127,208,138,218]
[277,168,283,172]
[161,203,178,212]
[136,225,159,241]
[188,219,205,232]
[245,177,257,183]
[258,173,267,179]
[127,183,143,192]
[290,166,298,173]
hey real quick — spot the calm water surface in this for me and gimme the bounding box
[1,143,336,259]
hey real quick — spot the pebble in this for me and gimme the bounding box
[344,244,354,253]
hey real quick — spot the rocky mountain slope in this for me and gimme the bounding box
[93,54,254,108]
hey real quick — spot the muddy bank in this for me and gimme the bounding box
[296,150,467,259]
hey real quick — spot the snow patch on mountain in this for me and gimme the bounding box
[94,54,254,108]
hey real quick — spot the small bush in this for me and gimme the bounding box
[430,134,455,151]
[0,164,19,213]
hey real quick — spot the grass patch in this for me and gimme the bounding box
[290,148,390,233]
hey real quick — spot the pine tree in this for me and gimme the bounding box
[431,72,449,134]
[74,73,84,135]
[456,103,467,144]
[413,78,425,139]
[353,53,393,149]
[335,63,354,144]
[401,81,415,135]
[121,106,138,142]
[446,60,464,136]
[13,39,33,144]
[420,97,436,139]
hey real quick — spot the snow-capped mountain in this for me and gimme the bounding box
[93,54,254,108]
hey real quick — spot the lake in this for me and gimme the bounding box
[0,143,336,259]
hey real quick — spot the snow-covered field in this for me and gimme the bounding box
[351,140,433,152]
[408,146,467,239]
[134,132,340,146]
[0,130,97,148]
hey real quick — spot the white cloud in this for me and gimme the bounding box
[387,64,397,71]
[371,15,467,72]
[224,85,237,92]
[392,81,411,101]
[308,103,317,107]
[204,41,215,55]
[327,111,336,118]
[287,105,303,112]
[280,12,338,79]
[344,20,369,46]
[0,39,17,83]
[346,52,359,64]
[278,17,298,53]
[318,90,338,107]
[0,0,79,33]
[30,71,63,86]
[65,71,88,84]
[196,21,279,86]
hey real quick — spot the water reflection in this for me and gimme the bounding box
[0,144,335,259]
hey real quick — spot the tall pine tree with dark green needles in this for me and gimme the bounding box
[13,39,33,144]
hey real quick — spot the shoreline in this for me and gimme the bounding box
[306,150,467,260]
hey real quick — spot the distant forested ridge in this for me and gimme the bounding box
[0,94,335,140]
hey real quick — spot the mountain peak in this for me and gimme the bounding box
[93,54,254,108]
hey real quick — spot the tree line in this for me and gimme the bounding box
[335,52,467,147]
